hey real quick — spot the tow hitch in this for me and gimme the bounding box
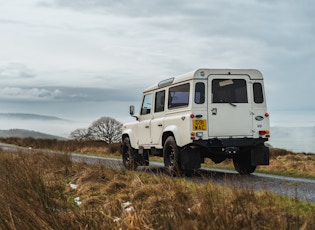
[225,147,239,155]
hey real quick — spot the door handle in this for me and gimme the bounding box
[158,124,163,127]
[145,125,149,128]
[211,108,217,115]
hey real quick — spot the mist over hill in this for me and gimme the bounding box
[0,113,65,121]
[0,129,66,140]
[0,113,87,138]
[267,126,315,154]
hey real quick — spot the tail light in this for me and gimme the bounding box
[259,130,270,137]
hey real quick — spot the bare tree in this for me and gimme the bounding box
[87,116,122,143]
[69,128,90,141]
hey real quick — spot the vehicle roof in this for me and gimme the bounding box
[143,68,263,93]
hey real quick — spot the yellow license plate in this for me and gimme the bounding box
[192,120,207,131]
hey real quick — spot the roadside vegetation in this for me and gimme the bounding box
[0,148,314,229]
[1,137,314,179]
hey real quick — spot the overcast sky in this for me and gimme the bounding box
[1,0,315,136]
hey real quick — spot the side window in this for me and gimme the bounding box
[168,83,190,109]
[195,82,205,104]
[155,90,165,113]
[140,94,152,115]
[253,83,264,103]
[212,79,248,103]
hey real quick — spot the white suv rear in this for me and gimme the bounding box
[121,69,270,175]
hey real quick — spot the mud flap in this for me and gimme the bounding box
[180,147,201,170]
[251,145,269,166]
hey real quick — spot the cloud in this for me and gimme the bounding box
[47,0,185,16]
[0,0,315,127]
[51,87,140,102]
[0,63,36,79]
[0,87,62,101]
[0,86,139,102]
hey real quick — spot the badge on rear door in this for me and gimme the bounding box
[255,116,264,121]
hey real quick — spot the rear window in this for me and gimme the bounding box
[168,83,190,108]
[212,79,248,103]
[253,83,264,103]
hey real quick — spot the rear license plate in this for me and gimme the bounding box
[192,120,207,130]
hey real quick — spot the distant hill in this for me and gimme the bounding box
[0,113,65,121]
[0,129,66,140]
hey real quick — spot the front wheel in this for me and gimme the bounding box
[163,136,181,176]
[233,152,256,175]
[121,137,137,170]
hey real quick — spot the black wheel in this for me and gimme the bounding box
[121,137,137,170]
[163,136,181,176]
[233,152,256,175]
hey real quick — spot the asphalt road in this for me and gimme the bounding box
[2,143,315,203]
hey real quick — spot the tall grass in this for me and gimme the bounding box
[0,149,74,229]
[0,148,314,229]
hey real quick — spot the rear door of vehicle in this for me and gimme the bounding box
[208,75,253,137]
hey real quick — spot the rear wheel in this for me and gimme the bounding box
[233,152,256,175]
[121,137,138,170]
[163,136,181,176]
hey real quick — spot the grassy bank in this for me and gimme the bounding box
[0,149,314,229]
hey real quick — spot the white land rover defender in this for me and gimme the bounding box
[121,69,270,175]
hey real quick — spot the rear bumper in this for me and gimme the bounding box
[193,137,269,166]
[193,137,268,148]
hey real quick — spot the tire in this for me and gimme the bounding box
[163,136,181,176]
[233,152,256,175]
[121,137,138,170]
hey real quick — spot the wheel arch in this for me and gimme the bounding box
[162,125,182,147]
[122,129,137,149]
[162,131,174,146]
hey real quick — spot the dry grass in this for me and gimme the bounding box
[0,147,314,229]
[0,149,74,229]
[261,148,315,177]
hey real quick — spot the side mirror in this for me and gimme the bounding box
[129,105,135,116]
[129,105,138,120]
